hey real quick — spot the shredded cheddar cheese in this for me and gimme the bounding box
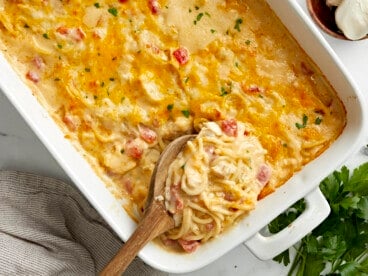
[0,0,346,251]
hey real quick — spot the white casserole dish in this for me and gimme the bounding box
[0,0,366,273]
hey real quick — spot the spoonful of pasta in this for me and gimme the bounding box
[100,134,196,276]
[101,119,272,275]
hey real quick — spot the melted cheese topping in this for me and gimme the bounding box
[0,0,346,251]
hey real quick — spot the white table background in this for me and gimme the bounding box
[0,1,367,275]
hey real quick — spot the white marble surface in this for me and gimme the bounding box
[0,1,367,275]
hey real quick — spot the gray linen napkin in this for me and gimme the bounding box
[0,170,167,276]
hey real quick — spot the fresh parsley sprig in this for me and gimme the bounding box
[269,162,368,276]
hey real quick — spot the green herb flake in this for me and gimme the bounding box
[100,81,105,87]
[94,2,100,8]
[167,104,174,111]
[220,87,229,96]
[57,43,63,49]
[84,68,91,72]
[181,109,190,118]
[205,12,211,17]
[210,29,216,34]
[315,117,323,125]
[108,7,118,17]
[184,77,189,83]
[295,114,308,129]
[120,149,125,154]
[42,33,50,39]
[245,39,251,45]
[234,18,243,32]
[109,77,115,81]
[94,95,98,99]
[195,5,199,10]
[54,78,61,81]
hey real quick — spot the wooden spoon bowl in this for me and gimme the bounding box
[100,134,196,276]
[307,0,368,40]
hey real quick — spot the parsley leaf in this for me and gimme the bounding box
[108,7,118,17]
[234,18,243,32]
[295,114,308,129]
[271,162,368,276]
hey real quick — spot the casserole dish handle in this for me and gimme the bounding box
[244,187,330,260]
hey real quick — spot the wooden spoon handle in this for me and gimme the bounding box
[100,203,174,276]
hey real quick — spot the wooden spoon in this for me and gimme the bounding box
[307,0,368,40]
[100,134,196,276]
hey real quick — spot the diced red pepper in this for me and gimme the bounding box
[178,239,200,253]
[257,164,272,186]
[125,139,144,159]
[173,47,189,65]
[26,71,40,83]
[170,184,183,213]
[148,0,160,14]
[221,119,238,137]
[139,125,157,144]
[32,56,45,70]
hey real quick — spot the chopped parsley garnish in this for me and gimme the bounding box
[295,114,308,129]
[57,43,63,49]
[54,78,60,81]
[220,86,229,96]
[84,68,91,72]
[108,7,118,17]
[109,77,115,81]
[120,149,125,154]
[194,12,204,25]
[205,12,211,17]
[94,2,100,8]
[167,104,174,111]
[234,18,243,32]
[42,33,50,39]
[181,109,190,118]
[210,29,216,34]
[195,6,199,10]
[100,81,105,87]
[184,77,189,83]
[94,95,98,99]
[245,39,251,45]
[271,162,368,276]
[315,117,323,125]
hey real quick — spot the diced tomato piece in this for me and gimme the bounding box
[161,236,177,247]
[205,222,214,232]
[221,119,238,137]
[26,71,40,83]
[123,178,133,195]
[56,26,69,35]
[125,139,144,159]
[32,56,45,70]
[73,27,86,42]
[173,47,189,65]
[178,239,200,253]
[139,125,157,144]
[257,164,272,186]
[62,114,78,131]
[169,184,183,213]
[148,0,160,14]
[224,192,235,201]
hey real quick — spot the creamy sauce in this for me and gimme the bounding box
[0,0,346,251]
